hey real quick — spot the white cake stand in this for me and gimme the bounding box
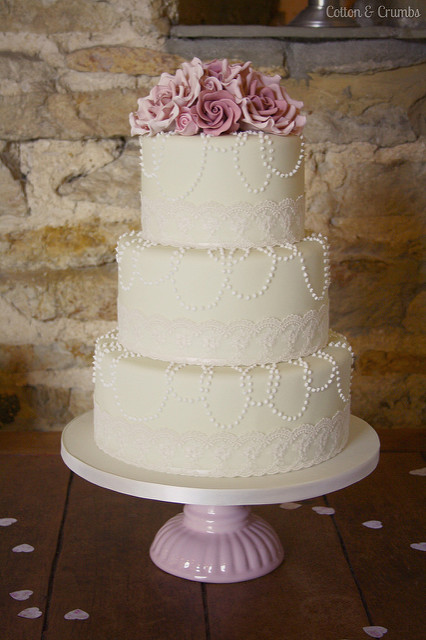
[61,412,379,583]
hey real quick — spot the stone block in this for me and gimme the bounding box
[403,291,426,333]
[46,89,142,138]
[0,264,117,323]
[305,140,425,260]
[0,51,56,96]
[0,87,147,141]
[0,144,27,218]
[283,40,426,78]
[352,373,425,429]
[357,350,426,375]
[0,381,71,430]
[166,38,286,69]
[12,138,139,235]
[301,65,424,145]
[0,0,118,35]
[1,221,134,272]
[56,143,140,210]
[0,290,114,350]
[0,342,93,376]
[329,257,419,332]
[0,94,58,140]
[66,46,184,75]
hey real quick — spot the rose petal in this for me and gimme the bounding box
[363,626,388,638]
[64,609,90,620]
[10,590,33,601]
[12,544,34,553]
[18,607,42,619]
[0,517,17,526]
[312,506,335,515]
[363,520,383,529]
[409,467,426,476]
[410,542,426,551]
[280,502,302,510]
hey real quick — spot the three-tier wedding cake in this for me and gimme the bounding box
[93,58,353,477]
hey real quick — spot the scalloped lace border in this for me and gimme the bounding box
[141,194,305,248]
[94,402,350,478]
[118,302,329,366]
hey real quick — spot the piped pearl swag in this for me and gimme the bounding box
[116,232,330,312]
[139,131,305,202]
[93,330,352,430]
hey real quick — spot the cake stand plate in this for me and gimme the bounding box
[61,413,379,583]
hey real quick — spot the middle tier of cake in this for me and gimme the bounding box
[117,231,330,366]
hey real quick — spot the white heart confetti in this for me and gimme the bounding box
[12,544,34,553]
[363,625,388,638]
[312,506,335,515]
[18,607,42,619]
[410,542,426,551]
[409,467,426,476]
[280,502,302,510]
[64,609,90,620]
[363,520,383,529]
[0,517,17,526]
[10,590,34,601]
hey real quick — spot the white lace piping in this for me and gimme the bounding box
[94,401,350,478]
[141,194,305,248]
[117,302,329,366]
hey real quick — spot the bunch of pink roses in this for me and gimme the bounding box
[130,58,306,137]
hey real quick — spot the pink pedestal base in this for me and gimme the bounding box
[150,504,284,583]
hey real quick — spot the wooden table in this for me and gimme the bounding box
[1,429,424,640]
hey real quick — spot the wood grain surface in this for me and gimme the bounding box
[1,432,424,640]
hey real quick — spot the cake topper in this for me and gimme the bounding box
[130,58,306,137]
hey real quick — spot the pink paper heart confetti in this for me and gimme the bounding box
[18,607,42,619]
[409,467,426,476]
[363,520,383,529]
[280,502,302,510]
[410,542,426,551]
[363,626,388,638]
[312,506,335,515]
[0,517,17,526]
[64,609,90,620]
[10,590,34,601]
[12,544,34,553]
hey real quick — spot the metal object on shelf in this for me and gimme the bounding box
[289,0,359,27]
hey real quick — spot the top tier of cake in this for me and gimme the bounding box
[140,131,305,249]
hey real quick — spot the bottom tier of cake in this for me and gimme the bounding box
[93,330,353,478]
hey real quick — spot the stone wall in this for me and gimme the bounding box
[0,0,424,431]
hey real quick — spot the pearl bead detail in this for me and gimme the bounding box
[94,330,352,429]
[140,131,304,202]
[117,231,330,309]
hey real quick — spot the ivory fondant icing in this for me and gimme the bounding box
[140,133,305,248]
[93,60,353,478]
[93,331,352,477]
[117,231,330,365]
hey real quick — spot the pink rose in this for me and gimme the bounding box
[130,95,178,136]
[200,74,223,93]
[194,89,241,136]
[204,59,251,102]
[175,106,199,135]
[129,58,204,135]
[240,71,306,135]
[204,59,251,87]
[163,57,204,108]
